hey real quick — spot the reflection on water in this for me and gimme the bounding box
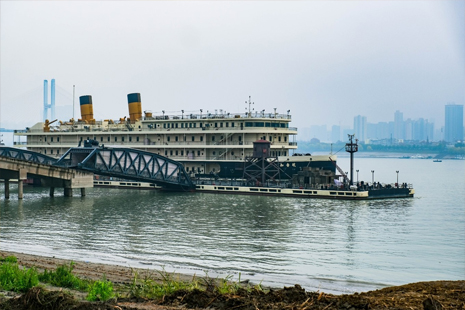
[1,158,464,293]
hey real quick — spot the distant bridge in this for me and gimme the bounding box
[0,145,194,199]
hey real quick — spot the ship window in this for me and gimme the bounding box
[239,136,242,142]
[265,123,271,127]
[45,137,47,142]
[50,149,53,154]
[192,136,195,141]
[186,167,189,172]
[197,151,200,156]
[181,150,184,156]
[137,137,139,142]
[129,137,132,142]
[56,150,59,155]
[200,136,203,142]
[213,151,216,155]
[170,150,173,156]
[284,137,287,142]
[108,137,110,142]
[245,122,253,127]
[165,150,167,156]
[176,150,178,155]
[200,123,203,128]
[184,136,186,141]
[167,136,170,142]
[51,137,53,142]
[175,123,178,128]
[122,137,125,142]
[101,137,103,142]
[115,137,117,142]
[181,123,184,128]
[279,136,282,142]
[255,122,264,127]
[44,149,46,154]
[226,122,229,127]
[231,151,234,155]
[220,123,223,127]
[214,122,217,128]
[57,137,60,142]
[193,123,196,128]
[231,122,234,127]
[212,136,215,141]
[271,123,279,127]
[164,124,167,128]
[269,136,272,141]
[189,123,192,128]
[175,136,178,142]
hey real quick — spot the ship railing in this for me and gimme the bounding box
[144,112,292,121]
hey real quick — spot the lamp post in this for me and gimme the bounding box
[396,170,399,187]
[371,170,375,184]
[356,169,359,184]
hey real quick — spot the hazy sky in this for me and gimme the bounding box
[1,1,464,130]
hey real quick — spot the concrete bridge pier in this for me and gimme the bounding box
[4,180,10,199]
[50,187,55,197]
[64,188,73,197]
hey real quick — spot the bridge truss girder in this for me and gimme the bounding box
[0,147,57,165]
[63,148,194,190]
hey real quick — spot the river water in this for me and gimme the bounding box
[1,157,464,294]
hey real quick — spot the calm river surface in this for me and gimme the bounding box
[1,157,464,294]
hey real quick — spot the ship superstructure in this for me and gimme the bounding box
[14,94,336,178]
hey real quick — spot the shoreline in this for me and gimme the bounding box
[1,250,464,310]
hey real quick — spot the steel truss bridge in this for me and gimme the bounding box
[0,146,194,191]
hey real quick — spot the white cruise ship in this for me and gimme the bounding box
[14,93,336,179]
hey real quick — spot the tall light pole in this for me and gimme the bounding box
[371,170,375,184]
[396,170,399,187]
[356,169,359,184]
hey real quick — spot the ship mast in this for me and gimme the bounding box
[345,134,358,186]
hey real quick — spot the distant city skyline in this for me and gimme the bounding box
[299,103,463,143]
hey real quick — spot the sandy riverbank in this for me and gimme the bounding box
[1,250,464,310]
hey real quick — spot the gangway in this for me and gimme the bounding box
[55,146,194,190]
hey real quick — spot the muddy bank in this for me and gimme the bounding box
[1,251,463,310]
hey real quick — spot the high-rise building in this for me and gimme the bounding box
[394,110,404,140]
[354,115,367,142]
[331,125,341,143]
[445,104,464,142]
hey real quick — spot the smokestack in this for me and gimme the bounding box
[127,93,142,123]
[79,95,94,122]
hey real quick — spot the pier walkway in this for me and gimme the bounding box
[0,145,194,199]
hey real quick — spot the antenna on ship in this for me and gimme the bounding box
[72,85,75,121]
[245,96,254,118]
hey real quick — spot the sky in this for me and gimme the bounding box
[1,0,464,132]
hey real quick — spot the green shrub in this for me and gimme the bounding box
[38,262,88,290]
[2,256,18,264]
[129,270,201,299]
[86,276,115,301]
[0,261,39,292]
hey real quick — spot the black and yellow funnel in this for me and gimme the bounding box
[79,95,94,122]
[127,93,142,123]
